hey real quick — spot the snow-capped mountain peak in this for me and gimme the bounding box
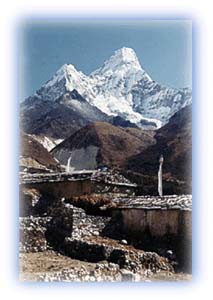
[88,47,154,123]
[98,47,142,72]
[92,47,142,76]
[44,63,85,90]
[117,47,140,63]
[36,63,95,102]
[28,46,192,130]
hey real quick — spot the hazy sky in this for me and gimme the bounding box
[19,19,192,99]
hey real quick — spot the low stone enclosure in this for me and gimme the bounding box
[20,188,192,281]
[20,201,175,282]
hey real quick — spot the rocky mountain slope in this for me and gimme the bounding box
[21,89,137,139]
[51,122,155,170]
[50,102,191,194]
[20,132,61,172]
[126,105,192,192]
[21,47,192,140]
[20,90,110,139]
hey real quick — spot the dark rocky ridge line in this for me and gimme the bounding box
[21,90,139,140]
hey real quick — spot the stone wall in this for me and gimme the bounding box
[19,216,50,252]
[19,201,177,277]
[120,209,192,240]
[23,179,92,199]
[19,199,73,253]
[71,205,111,239]
[22,179,136,200]
[113,207,192,272]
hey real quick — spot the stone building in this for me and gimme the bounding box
[107,194,192,271]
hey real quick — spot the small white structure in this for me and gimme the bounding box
[158,155,164,197]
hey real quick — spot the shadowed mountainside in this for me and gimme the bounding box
[126,105,192,193]
[51,122,155,169]
[21,90,138,140]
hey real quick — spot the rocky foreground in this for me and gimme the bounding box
[19,195,192,282]
[19,251,191,282]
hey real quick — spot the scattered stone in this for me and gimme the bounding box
[120,269,134,281]
[93,231,99,236]
[121,239,128,245]
[19,216,50,252]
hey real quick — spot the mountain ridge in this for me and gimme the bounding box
[21,89,139,139]
[51,122,155,170]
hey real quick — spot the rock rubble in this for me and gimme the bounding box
[19,216,50,252]
[19,194,186,282]
[91,170,134,185]
[71,205,111,239]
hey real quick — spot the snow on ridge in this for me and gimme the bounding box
[36,63,96,103]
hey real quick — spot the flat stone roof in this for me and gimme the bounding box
[19,170,137,187]
[20,171,93,184]
[111,195,192,211]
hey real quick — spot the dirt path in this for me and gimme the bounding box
[19,251,192,282]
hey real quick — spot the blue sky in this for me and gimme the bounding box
[19,19,192,99]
